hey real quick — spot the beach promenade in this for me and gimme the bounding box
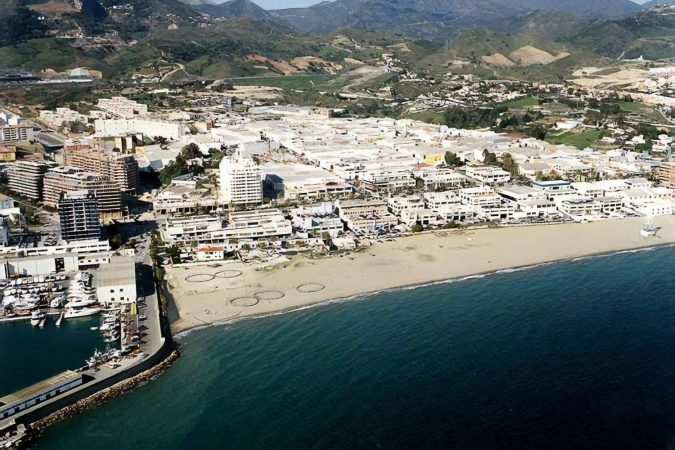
[168,216,675,333]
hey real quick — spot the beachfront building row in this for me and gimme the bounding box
[161,209,292,246]
[152,186,221,215]
[336,199,398,234]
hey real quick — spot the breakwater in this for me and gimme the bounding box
[12,348,180,449]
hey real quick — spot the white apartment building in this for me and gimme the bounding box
[571,182,604,198]
[0,126,34,144]
[162,210,292,245]
[336,199,398,233]
[400,208,437,227]
[595,196,624,214]
[476,203,516,222]
[152,188,220,215]
[292,215,344,238]
[219,154,263,205]
[413,167,465,189]
[97,97,148,119]
[516,199,558,217]
[497,185,546,202]
[556,198,602,217]
[39,108,88,128]
[459,187,502,208]
[388,196,424,216]
[437,204,475,222]
[465,166,511,185]
[637,201,673,217]
[94,119,184,140]
[423,191,461,210]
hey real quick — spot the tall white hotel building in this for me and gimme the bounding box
[219,153,263,205]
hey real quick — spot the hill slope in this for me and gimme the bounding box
[195,0,277,22]
[571,6,675,59]
[274,0,640,34]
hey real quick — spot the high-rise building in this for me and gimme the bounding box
[658,161,675,189]
[58,191,101,243]
[44,167,122,221]
[7,161,49,200]
[64,146,139,194]
[219,154,262,205]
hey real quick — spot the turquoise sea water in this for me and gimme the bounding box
[33,246,675,449]
[0,315,105,396]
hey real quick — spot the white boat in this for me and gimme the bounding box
[30,310,46,327]
[99,322,116,331]
[65,297,98,308]
[64,307,101,318]
[103,332,120,343]
[50,296,67,308]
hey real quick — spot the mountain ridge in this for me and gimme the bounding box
[273,0,641,35]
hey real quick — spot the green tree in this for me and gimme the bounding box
[444,151,462,166]
[482,149,498,165]
[527,124,547,141]
[500,153,518,176]
[411,223,424,233]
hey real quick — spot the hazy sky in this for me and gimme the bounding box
[254,0,326,9]
[249,0,648,10]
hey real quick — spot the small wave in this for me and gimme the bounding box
[174,244,675,338]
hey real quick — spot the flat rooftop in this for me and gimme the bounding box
[0,370,81,406]
[94,256,136,288]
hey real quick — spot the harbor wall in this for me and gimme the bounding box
[16,339,178,447]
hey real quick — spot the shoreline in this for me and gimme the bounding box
[171,243,673,338]
[167,216,675,334]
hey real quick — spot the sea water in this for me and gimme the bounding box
[35,246,675,449]
[0,315,105,396]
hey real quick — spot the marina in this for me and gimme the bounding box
[0,257,170,448]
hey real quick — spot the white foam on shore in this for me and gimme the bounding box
[173,243,675,339]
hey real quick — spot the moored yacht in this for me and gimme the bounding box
[30,310,46,327]
[64,306,101,319]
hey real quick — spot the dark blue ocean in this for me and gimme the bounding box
[34,246,675,450]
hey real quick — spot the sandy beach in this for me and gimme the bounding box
[167,216,675,333]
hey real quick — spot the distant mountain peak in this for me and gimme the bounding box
[193,0,277,22]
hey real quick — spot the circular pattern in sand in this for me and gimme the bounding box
[230,297,259,307]
[296,283,326,293]
[215,270,243,279]
[185,274,215,283]
[254,290,285,301]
